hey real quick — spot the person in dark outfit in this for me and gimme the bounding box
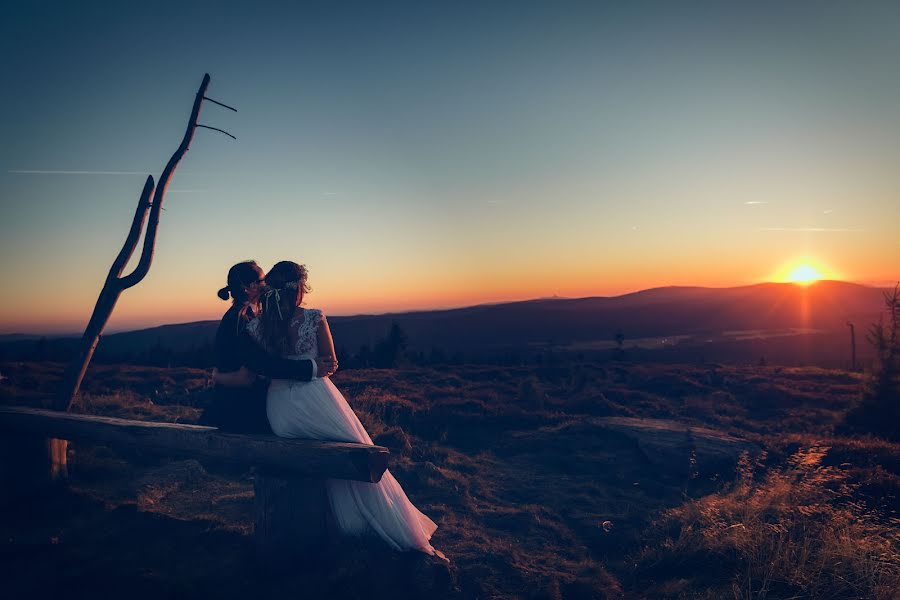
[199,260,337,434]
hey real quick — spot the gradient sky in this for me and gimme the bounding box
[2,1,899,334]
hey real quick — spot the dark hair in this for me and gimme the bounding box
[258,261,310,356]
[217,261,264,304]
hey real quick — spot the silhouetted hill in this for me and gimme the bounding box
[333,279,885,347]
[0,334,48,343]
[0,281,891,367]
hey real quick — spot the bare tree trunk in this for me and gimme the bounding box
[55,73,214,413]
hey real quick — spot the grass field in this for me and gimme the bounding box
[1,360,897,599]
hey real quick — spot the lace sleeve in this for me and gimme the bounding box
[292,308,323,357]
[235,315,315,380]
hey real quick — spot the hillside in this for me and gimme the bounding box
[0,281,890,368]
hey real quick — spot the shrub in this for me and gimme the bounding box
[842,283,900,441]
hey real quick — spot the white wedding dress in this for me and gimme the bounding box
[246,308,438,555]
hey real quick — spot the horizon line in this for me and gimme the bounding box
[2,277,895,338]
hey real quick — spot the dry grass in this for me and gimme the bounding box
[73,390,203,423]
[2,360,898,599]
[632,445,900,599]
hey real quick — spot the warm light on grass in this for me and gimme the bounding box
[634,444,900,598]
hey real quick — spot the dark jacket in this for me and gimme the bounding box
[199,304,314,434]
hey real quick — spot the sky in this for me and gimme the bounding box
[1,1,899,334]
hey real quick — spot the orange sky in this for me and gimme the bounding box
[6,244,895,335]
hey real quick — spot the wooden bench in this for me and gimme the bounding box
[0,405,390,571]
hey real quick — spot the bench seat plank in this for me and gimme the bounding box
[0,406,389,483]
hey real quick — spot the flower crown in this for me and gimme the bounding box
[261,279,304,320]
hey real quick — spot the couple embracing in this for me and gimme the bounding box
[200,260,441,558]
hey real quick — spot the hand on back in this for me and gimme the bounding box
[212,366,259,387]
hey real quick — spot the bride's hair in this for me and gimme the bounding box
[218,260,264,304]
[258,260,311,355]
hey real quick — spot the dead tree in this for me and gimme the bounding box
[54,74,236,415]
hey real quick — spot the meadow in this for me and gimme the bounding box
[1,360,898,599]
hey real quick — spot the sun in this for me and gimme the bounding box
[785,264,824,285]
[770,259,835,285]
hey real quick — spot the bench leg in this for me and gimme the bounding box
[254,473,329,572]
[48,438,68,480]
[0,434,68,506]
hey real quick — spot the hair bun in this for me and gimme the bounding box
[217,286,231,301]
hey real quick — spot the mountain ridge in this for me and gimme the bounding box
[2,280,887,340]
[0,280,891,368]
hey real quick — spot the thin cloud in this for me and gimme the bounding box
[744,201,768,205]
[823,209,833,214]
[759,227,866,232]
[9,169,147,176]
[8,169,218,176]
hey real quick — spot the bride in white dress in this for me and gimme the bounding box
[245,260,440,557]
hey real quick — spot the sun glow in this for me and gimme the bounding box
[768,256,841,286]
[786,265,823,285]
[772,260,833,286]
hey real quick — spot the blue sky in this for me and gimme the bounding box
[2,1,898,333]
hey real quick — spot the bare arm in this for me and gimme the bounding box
[316,313,339,377]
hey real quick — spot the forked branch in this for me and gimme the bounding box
[55,73,235,412]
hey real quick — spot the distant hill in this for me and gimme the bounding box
[0,334,55,343]
[329,279,887,346]
[0,281,891,367]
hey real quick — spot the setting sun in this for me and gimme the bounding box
[786,264,824,285]
[770,260,836,286]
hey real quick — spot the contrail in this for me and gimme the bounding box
[759,227,865,232]
[8,169,148,175]
[8,169,218,176]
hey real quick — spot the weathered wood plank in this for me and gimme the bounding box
[0,406,388,483]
